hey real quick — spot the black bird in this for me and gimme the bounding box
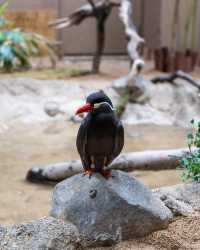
[76,91,124,178]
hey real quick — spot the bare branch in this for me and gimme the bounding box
[49,3,94,29]
[151,70,200,91]
[119,0,144,61]
[49,0,119,29]
[87,0,96,9]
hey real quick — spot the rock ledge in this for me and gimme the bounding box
[51,170,172,246]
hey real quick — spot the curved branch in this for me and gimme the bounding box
[49,0,119,29]
[151,70,200,91]
[119,0,144,61]
[87,0,96,12]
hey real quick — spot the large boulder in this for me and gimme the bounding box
[113,75,151,104]
[0,217,83,250]
[121,103,173,125]
[0,77,119,126]
[121,81,200,127]
[154,182,200,216]
[51,170,172,247]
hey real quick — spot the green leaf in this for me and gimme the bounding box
[187,132,194,147]
[0,44,13,60]
[0,31,6,43]
[0,2,8,17]
[12,46,30,68]
[6,30,24,44]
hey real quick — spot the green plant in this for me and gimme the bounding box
[178,119,200,182]
[0,2,56,72]
[115,90,129,118]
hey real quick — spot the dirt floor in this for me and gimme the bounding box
[93,215,200,250]
[0,57,199,249]
[0,121,187,225]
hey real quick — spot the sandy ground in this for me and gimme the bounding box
[0,121,187,226]
[0,58,199,249]
[93,215,200,250]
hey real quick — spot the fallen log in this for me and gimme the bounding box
[26,148,192,183]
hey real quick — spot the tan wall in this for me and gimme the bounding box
[7,0,200,54]
[9,0,57,11]
[143,0,162,49]
[6,0,157,54]
[59,0,144,55]
[6,10,56,39]
[8,0,57,39]
[161,0,200,51]
[58,0,96,54]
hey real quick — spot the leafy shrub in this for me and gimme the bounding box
[0,2,56,72]
[178,119,200,182]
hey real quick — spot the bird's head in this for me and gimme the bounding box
[76,90,114,115]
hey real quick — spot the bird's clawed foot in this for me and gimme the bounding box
[100,169,113,179]
[82,168,95,179]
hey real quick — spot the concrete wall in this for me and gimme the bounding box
[7,0,57,39]
[143,0,162,49]
[9,0,58,11]
[7,0,200,54]
[161,0,200,51]
[58,0,143,55]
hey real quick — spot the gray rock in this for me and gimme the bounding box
[122,81,200,127]
[113,75,151,104]
[51,170,172,247]
[44,101,62,117]
[0,217,82,250]
[0,77,118,125]
[154,182,200,216]
[121,103,173,125]
[159,194,194,216]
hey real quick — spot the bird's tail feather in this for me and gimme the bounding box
[93,156,106,172]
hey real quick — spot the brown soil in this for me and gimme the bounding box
[0,121,186,226]
[1,60,199,249]
[93,215,200,250]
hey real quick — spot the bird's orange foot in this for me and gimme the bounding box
[100,169,113,179]
[82,168,95,179]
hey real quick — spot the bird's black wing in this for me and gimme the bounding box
[76,120,89,169]
[113,120,124,158]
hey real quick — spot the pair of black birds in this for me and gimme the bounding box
[76,90,124,178]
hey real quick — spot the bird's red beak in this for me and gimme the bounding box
[76,103,93,115]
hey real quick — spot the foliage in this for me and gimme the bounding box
[115,90,129,118]
[0,2,56,72]
[178,119,200,182]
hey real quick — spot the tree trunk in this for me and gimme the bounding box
[92,19,106,74]
[26,148,192,184]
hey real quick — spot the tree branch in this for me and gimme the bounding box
[151,70,200,91]
[87,0,96,12]
[119,0,144,61]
